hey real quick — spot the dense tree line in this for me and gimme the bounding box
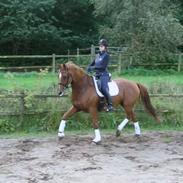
[0,0,97,55]
[0,0,183,65]
[93,0,183,63]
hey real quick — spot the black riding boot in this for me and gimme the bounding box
[106,93,114,112]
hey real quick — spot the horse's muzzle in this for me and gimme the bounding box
[58,91,64,97]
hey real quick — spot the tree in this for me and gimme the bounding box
[0,0,61,54]
[52,0,98,50]
[92,0,183,63]
[0,0,98,55]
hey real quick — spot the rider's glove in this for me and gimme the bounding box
[87,66,95,73]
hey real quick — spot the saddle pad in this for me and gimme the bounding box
[92,76,119,97]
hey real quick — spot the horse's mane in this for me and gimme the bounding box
[66,61,85,74]
[66,61,93,86]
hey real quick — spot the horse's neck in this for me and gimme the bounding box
[71,74,92,94]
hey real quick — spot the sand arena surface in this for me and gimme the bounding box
[0,132,183,183]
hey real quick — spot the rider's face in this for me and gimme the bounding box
[99,45,106,52]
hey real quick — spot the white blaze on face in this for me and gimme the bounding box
[59,72,62,80]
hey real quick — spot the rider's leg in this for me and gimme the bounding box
[100,75,113,111]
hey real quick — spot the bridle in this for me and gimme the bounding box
[58,82,69,88]
[58,70,72,96]
[58,71,72,89]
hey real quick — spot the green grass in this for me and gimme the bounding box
[0,69,183,91]
[0,72,56,91]
[122,75,183,86]
[115,69,183,86]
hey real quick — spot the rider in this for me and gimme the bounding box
[87,39,113,112]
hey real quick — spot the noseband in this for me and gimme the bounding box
[58,72,72,88]
[58,82,68,88]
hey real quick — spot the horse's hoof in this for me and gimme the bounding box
[58,136,64,141]
[91,140,101,145]
[134,134,141,138]
[116,130,121,137]
[58,132,65,141]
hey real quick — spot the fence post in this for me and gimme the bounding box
[77,48,80,62]
[118,50,122,74]
[90,45,95,62]
[129,55,133,68]
[52,53,56,73]
[19,92,25,123]
[178,54,182,72]
[67,50,70,61]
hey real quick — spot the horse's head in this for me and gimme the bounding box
[58,63,72,96]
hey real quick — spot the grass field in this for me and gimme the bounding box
[0,69,183,91]
[0,72,56,91]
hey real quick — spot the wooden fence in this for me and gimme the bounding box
[0,54,91,73]
[0,46,182,73]
[0,93,183,117]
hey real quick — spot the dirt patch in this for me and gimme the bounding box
[0,132,183,183]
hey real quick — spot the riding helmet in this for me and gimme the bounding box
[99,39,108,47]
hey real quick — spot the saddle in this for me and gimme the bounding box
[92,76,119,97]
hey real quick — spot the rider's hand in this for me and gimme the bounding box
[87,66,94,73]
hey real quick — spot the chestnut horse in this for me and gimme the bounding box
[58,62,159,143]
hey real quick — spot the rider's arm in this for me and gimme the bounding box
[87,59,95,72]
[89,59,95,67]
[94,54,109,70]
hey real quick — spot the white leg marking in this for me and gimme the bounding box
[58,120,66,137]
[117,118,129,131]
[134,122,141,135]
[92,129,101,143]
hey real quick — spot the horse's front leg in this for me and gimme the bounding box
[58,106,78,139]
[90,108,101,144]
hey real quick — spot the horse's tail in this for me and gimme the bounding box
[137,83,160,122]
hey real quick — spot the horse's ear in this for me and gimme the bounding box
[58,64,63,71]
[63,63,68,71]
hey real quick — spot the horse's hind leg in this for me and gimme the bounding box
[125,107,141,136]
[133,121,141,137]
[116,105,141,137]
[116,118,129,137]
[124,106,141,137]
[116,105,132,137]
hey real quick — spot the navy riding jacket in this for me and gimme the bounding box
[88,51,110,77]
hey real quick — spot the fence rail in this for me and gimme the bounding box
[0,93,182,116]
[0,54,91,73]
[0,46,182,72]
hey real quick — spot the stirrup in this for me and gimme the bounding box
[106,105,114,112]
